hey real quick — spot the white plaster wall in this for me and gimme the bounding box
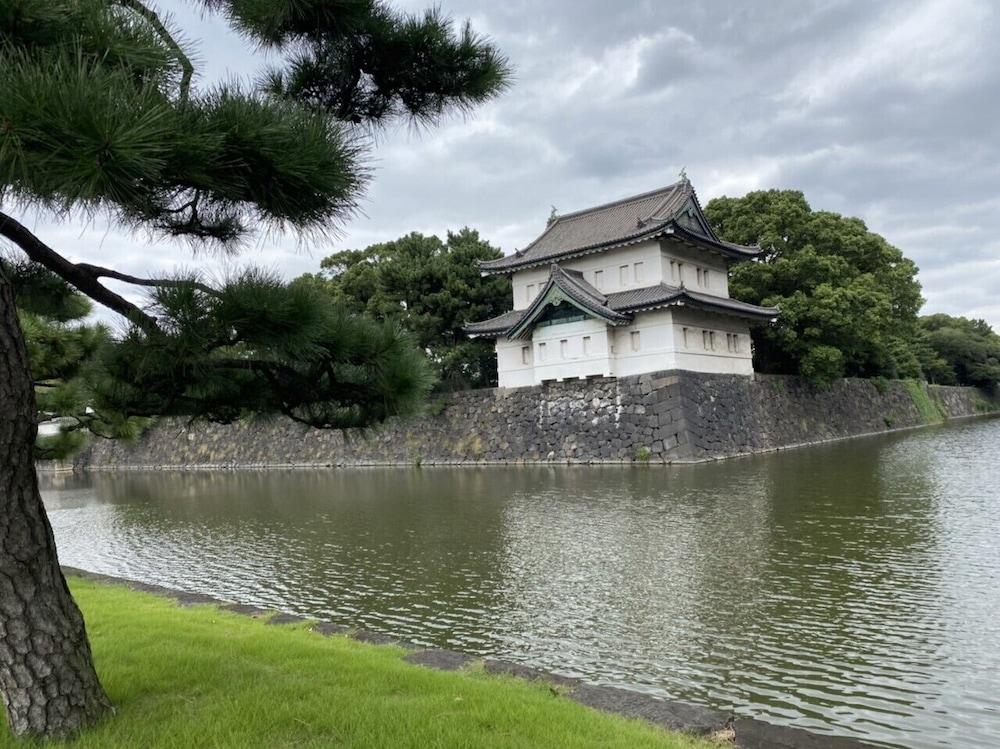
[498,306,756,386]
[531,318,612,383]
[510,241,664,309]
[659,239,730,297]
[510,266,551,310]
[610,309,678,377]
[670,308,754,375]
[496,338,537,388]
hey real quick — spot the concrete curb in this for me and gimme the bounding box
[64,566,880,749]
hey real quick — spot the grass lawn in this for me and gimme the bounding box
[1,578,718,748]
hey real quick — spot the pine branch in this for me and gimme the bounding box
[117,0,194,104]
[75,263,220,297]
[0,214,219,329]
[0,211,160,333]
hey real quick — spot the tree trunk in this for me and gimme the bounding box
[0,268,112,737]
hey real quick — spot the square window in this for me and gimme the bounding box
[696,268,703,286]
[594,270,604,289]
[709,331,716,350]
[634,262,644,283]
[526,283,535,302]
[582,335,592,356]
[538,342,547,362]
[620,265,629,286]
[560,339,568,358]
[682,327,689,348]
[669,260,677,281]
[521,346,531,365]
[733,334,740,353]
[702,330,709,350]
[703,269,710,287]
[677,262,685,284]
[630,331,641,352]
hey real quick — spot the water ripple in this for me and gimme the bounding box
[42,417,1000,749]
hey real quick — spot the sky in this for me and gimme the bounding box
[9,0,999,327]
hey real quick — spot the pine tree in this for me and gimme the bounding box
[9,262,144,460]
[0,0,509,738]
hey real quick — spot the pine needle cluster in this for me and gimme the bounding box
[0,0,510,446]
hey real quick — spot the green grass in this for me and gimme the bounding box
[1,579,716,749]
[903,379,944,424]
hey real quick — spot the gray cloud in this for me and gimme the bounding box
[7,0,999,327]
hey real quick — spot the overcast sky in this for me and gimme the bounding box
[11,0,999,327]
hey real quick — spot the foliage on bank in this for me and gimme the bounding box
[704,190,924,385]
[297,229,511,390]
[705,190,999,391]
[918,314,1000,392]
[0,578,711,749]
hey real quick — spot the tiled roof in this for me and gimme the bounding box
[672,288,780,318]
[505,265,629,340]
[464,309,526,336]
[465,274,779,339]
[480,179,760,274]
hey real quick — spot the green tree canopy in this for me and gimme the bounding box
[299,229,510,389]
[706,190,924,384]
[0,0,509,738]
[919,314,1000,391]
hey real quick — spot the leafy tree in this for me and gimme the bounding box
[299,229,510,389]
[706,190,924,385]
[919,314,1000,391]
[0,0,508,738]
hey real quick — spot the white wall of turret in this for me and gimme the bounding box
[494,239,754,388]
[495,308,754,387]
[509,239,730,311]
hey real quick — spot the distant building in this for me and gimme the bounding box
[465,179,778,388]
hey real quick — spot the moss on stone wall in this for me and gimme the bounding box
[907,380,945,424]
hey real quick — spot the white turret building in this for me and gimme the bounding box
[465,179,778,388]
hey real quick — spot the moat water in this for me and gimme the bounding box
[41,417,1000,748]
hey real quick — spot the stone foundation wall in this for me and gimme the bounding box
[74,373,996,469]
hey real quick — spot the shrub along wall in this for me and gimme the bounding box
[74,373,996,469]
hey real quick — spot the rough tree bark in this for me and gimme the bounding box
[0,268,112,737]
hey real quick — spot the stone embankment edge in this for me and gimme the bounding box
[64,372,998,471]
[63,567,878,749]
[47,410,997,473]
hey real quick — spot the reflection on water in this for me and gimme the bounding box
[42,418,1000,748]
